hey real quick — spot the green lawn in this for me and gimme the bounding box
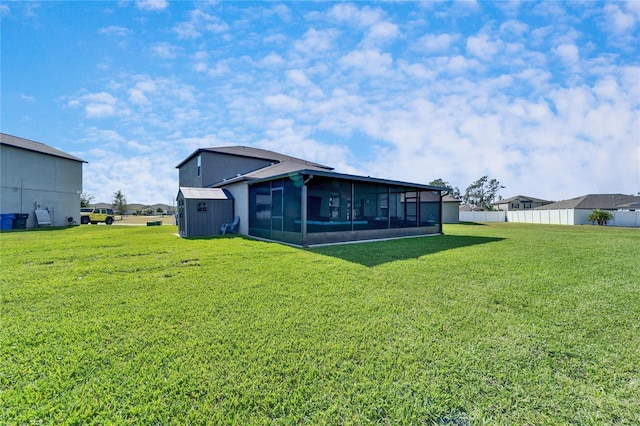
[1,223,638,424]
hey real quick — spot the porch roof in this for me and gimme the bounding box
[246,169,447,192]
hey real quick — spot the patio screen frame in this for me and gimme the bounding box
[247,170,444,246]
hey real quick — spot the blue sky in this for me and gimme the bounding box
[2,1,639,205]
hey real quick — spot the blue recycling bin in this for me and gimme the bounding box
[0,214,15,230]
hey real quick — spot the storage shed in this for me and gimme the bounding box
[176,187,233,237]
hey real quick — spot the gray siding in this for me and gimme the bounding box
[201,152,273,187]
[1,144,82,227]
[178,155,202,188]
[178,151,273,188]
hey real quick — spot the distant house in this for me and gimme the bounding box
[492,195,552,211]
[1,133,85,228]
[512,194,640,227]
[176,146,446,246]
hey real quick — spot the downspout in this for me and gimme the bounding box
[301,174,313,247]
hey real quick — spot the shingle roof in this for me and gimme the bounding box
[175,145,333,170]
[0,133,86,163]
[494,195,551,204]
[534,194,640,210]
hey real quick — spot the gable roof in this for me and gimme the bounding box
[0,133,86,163]
[211,160,332,186]
[494,195,551,204]
[534,194,640,210]
[176,145,333,170]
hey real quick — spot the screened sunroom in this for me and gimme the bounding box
[247,170,444,246]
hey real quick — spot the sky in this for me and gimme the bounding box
[2,1,639,205]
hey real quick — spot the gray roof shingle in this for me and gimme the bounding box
[534,194,640,210]
[0,133,86,163]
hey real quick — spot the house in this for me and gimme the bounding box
[504,194,640,227]
[176,146,446,246]
[492,195,552,211]
[1,133,85,228]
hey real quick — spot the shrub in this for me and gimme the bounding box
[588,209,613,225]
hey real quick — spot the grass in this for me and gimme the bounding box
[1,223,638,424]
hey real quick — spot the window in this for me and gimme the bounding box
[197,155,201,177]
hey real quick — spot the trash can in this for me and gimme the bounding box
[12,213,29,229]
[0,214,14,230]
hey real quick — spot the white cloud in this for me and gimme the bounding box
[173,9,229,39]
[286,69,312,86]
[554,43,579,65]
[466,34,499,60]
[340,49,392,75]
[136,0,168,12]
[417,33,458,53]
[328,3,383,27]
[264,94,303,111]
[149,42,179,59]
[69,92,118,118]
[295,28,337,53]
[603,3,637,34]
[366,21,398,43]
[99,25,132,36]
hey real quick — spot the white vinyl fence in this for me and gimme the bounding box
[459,211,506,223]
[460,209,640,227]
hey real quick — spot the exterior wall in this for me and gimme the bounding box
[178,155,202,188]
[220,181,248,235]
[178,152,274,190]
[442,202,460,223]
[0,144,82,227]
[201,152,272,187]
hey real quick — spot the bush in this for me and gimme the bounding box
[588,209,613,225]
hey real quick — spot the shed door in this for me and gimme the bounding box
[178,198,186,236]
[271,188,283,241]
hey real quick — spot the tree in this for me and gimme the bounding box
[112,190,128,219]
[429,178,461,199]
[463,176,505,210]
[80,192,95,207]
[588,209,613,226]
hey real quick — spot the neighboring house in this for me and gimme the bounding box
[176,146,446,246]
[1,133,85,228]
[492,195,552,211]
[616,200,640,211]
[442,195,460,224]
[505,194,640,227]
